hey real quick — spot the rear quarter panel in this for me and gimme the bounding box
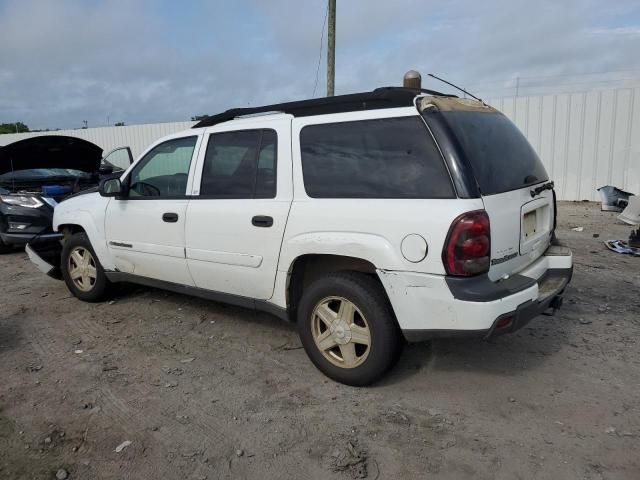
[280,107,485,274]
[279,198,484,274]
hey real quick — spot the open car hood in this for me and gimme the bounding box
[0,135,103,175]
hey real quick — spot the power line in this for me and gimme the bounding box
[312,5,328,98]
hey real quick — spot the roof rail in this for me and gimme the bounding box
[192,87,455,128]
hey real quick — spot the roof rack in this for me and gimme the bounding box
[192,87,455,128]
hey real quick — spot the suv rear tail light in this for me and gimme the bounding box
[442,210,491,276]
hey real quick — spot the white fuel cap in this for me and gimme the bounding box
[401,234,428,263]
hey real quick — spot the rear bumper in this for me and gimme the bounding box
[377,245,573,342]
[483,267,571,339]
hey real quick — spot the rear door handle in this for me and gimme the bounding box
[252,215,273,228]
[162,212,179,223]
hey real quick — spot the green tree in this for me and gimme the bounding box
[114,122,125,126]
[0,122,29,134]
[191,115,207,121]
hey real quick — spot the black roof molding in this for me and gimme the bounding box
[193,87,456,128]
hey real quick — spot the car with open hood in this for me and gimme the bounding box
[0,135,132,252]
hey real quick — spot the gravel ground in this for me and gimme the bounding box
[1,202,639,479]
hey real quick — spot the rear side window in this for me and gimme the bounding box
[440,111,549,195]
[300,117,454,198]
[200,129,277,198]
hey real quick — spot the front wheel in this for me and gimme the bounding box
[61,233,111,302]
[297,272,403,386]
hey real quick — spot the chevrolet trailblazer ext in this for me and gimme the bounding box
[27,86,572,386]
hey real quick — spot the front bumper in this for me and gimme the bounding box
[378,245,573,342]
[1,231,63,246]
[25,242,63,279]
[0,202,55,246]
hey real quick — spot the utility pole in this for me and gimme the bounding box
[327,0,336,97]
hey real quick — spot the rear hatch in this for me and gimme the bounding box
[433,105,554,281]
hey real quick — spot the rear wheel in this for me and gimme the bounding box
[61,233,110,302]
[297,272,403,386]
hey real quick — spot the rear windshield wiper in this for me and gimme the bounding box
[530,181,554,197]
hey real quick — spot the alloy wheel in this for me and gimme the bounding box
[311,296,371,369]
[68,246,97,292]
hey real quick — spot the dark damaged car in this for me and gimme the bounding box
[0,135,132,253]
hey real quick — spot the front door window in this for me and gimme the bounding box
[128,136,197,197]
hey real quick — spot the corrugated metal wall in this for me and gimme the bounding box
[0,121,196,159]
[2,87,639,200]
[488,87,640,200]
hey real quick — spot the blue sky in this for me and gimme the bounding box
[1,0,639,129]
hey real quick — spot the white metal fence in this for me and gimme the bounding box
[0,121,196,160]
[2,87,639,201]
[488,88,640,201]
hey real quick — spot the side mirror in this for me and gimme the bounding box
[99,178,122,197]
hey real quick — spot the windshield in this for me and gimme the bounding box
[0,168,91,182]
[440,111,548,195]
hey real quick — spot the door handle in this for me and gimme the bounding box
[252,215,273,228]
[162,212,179,223]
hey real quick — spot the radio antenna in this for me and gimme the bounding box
[428,73,486,105]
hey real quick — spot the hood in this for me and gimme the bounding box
[0,135,103,176]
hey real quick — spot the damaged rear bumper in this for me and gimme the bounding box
[378,245,573,343]
[483,267,572,339]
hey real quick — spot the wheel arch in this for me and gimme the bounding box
[54,210,113,270]
[285,253,392,323]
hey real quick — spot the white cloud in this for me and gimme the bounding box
[0,0,639,129]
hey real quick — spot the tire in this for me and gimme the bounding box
[297,272,403,386]
[61,232,111,302]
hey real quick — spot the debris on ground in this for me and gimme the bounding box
[618,196,640,225]
[326,441,368,479]
[55,468,69,479]
[597,185,634,212]
[381,409,411,425]
[571,226,584,232]
[115,440,132,453]
[604,240,640,257]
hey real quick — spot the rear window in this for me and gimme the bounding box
[300,116,454,198]
[440,111,548,195]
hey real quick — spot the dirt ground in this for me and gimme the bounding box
[1,202,639,480]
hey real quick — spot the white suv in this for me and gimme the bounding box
[27,87,573,386]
